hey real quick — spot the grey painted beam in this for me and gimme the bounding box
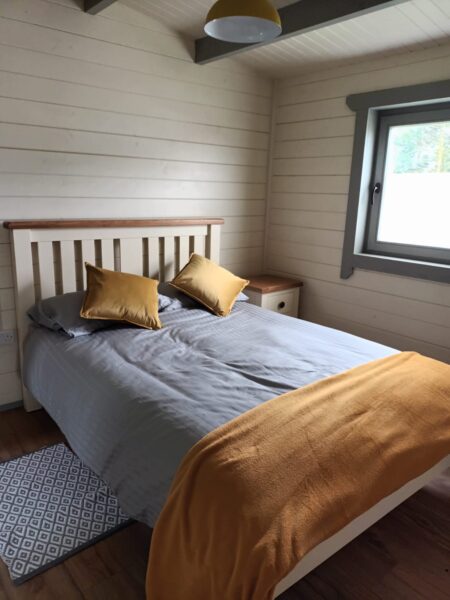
[84,0,117,14]
[196,0,408,64]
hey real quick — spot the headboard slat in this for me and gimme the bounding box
[193,235,206,257]
[163,237,175,282]
[100,239,115,271]
[37,242,56,299]
[208,224,221,263]
[60,241,77,293]
[120,238,144,276]
[81,239,96,274]
[147,237,159,279]
[179,236,190,273]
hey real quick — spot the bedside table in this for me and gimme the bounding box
[245,275,303,318]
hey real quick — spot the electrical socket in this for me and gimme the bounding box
[0,331,15,346]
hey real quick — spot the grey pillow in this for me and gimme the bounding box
[28,291,106,338]
[158,282,248,312]
[28,290,174,338]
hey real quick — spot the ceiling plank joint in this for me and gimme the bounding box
[195,0,409,64]
[84,0,117,14]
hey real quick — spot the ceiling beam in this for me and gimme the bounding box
[195,0,408,64]
[84,0,117,14]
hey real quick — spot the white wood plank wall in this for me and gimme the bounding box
[266,42,450,364]
[0,0,273,406]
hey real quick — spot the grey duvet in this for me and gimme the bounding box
[24,302,396,526]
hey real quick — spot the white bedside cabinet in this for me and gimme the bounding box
[245,275,303,318]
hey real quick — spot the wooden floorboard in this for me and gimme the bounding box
[0,408,449,599]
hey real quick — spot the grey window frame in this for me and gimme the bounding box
[366,103,450,265]
[341,79,450,284]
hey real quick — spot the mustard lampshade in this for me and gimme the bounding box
[205,0,282,44]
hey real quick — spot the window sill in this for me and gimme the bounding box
[341,253,450,284]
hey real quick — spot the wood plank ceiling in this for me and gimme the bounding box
[120,0,450,78]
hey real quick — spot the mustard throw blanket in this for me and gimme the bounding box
[146,352,450,600]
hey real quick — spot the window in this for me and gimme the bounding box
[341,80,450,284]
[366,106,450,265]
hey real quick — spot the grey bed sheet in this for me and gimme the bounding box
[24,302,397,527]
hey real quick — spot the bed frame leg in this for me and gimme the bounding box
[23,386,41,412]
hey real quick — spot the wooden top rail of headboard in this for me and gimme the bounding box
[3,218,225,230]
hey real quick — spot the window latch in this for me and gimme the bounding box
[371,182,381,205]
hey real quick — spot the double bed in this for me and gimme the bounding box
[5,217,450,599]
[23,299,397,527]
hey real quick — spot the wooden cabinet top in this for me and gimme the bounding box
[246,275,303,294]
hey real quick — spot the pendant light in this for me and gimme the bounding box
[204,0,282,44]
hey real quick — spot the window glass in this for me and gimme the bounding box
[377,120,450,250]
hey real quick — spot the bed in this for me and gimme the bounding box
[5,218,450,599]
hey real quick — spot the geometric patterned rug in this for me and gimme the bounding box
[0,443,132,584]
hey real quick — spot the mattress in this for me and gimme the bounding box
[24,302,397,526]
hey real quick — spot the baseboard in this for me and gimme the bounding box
[0,401,23,412]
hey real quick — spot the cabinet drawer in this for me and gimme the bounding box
[261,289,299,317]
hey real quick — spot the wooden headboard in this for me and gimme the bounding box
[4,218,223,411]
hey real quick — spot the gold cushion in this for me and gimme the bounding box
[80,263,161,330]
[170,254,249,317]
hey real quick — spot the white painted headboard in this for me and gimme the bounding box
[4,217,223,412]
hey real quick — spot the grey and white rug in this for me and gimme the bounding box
[0,443,131,583]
